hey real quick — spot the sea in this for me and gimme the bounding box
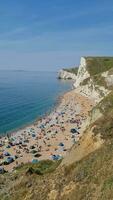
[0,70,72,135]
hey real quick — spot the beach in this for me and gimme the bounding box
[0,89,94,172]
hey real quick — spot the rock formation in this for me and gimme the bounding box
[58,69,77,80]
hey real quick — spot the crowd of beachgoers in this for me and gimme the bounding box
[0,89,93,173]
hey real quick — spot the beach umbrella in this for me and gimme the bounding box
[3,152,10,156]
[4,157,14,165]
[0,166,5,174]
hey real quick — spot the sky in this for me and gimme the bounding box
[0,0,113,71]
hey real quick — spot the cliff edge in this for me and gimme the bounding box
[58,67,78,80]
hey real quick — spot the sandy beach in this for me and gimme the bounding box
[0,89,94,172]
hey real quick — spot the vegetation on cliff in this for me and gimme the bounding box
[85,57,113,76]
[80,57,113,95]
[63,67,78,75]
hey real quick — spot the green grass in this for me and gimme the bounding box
[15,160,61,175]
[1,140,113,200]
[80,75,107,88]
[102,177,113,191]
[85,57,113,76]
[92,75,107,88]
[63,67,78,75]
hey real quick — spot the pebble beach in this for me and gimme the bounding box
[0,89,94,172]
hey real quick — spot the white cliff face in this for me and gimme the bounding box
[74,57,90,88]
[102,71,113,87]
[59,57,112,103]
[105,75,113,87]
[73,57,110,103]
[75,78,110,103]
[58,69,77,80]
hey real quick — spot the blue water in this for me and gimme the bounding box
[0,70,72,135]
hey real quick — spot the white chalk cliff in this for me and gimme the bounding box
[74,57,90,87]
[59,56,113,104]
[73,57,110,103]
[59,57,113,103]
[58,69,77,80]
[74,78,109,103]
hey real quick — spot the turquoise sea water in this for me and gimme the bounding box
[0,70,72,135]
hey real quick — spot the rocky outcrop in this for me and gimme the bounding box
[58,69,77,80]
[74,78,110,103]
[74,57,90,87]
[73,57,112,103]
[59,57,113,103]
[101,71,113,87]
[105,75,113,87]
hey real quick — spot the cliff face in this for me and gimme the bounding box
[74,57,90,87]
[58,57,113,103]
[58,69,77,80]
[74,78,109,103]
[73,57,113,103]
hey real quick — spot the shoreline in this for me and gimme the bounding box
[0,88,94,172]
[0,88,71,137]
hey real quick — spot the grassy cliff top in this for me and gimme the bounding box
[63,67,78,75]
[85,57,113,76]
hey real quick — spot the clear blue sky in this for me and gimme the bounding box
[0,0,113,71]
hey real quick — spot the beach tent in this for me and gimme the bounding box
[31,159,39,164]
[30,145,35,149]
[32,134,36,137]
[0,143,3,147]
[34,153,42,158]
[51,154,63,161]
[12,155,18,160]
[0,153,3,159]
[6,144,11,148]
[30,150,37,154]
[59,142,64,147]
[3,152,10,156]
[70,128,79,134]
[0,166,5,174]
[4,157,14,165]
